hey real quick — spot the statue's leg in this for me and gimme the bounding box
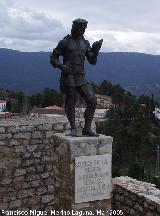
[65,87,77,136]
[77,84,98,136]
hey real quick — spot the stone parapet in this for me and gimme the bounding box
[113,176,160,216]
[0,117,70,211]
[0,116,110,213]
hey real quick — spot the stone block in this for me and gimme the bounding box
[19,125,34,132]
[15,168,26,176]
[53,123,64,131]
[7,126,18,133]
[42,195,54,204]
[0,126,5,133]
[30,139,42,144]
[1,178,12,185]
[15,145,26,153]
[32,131,43,139]
[46,131,54,138]
[0,140,5,146]
[27,145,38,152]
[10,200,22,208]
[13,132,31,139]
[54,133,112,160]
[38,123,52,131]
[52,133,112,212]
[8,139,20,146]
[41,172,50,179]
[48,185,54,193]
[36,187,47,196]
[0,133,12,139]
[33,151,41,158]
[0,159,8,170]
[0,203,8,210]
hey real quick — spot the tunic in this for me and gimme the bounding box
[50,34,97,92]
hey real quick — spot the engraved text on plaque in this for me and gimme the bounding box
[75,154,112,203]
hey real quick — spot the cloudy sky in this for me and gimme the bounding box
[0,0,160,54]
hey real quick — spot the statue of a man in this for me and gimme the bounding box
[50,18,103,136]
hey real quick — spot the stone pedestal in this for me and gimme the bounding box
[53,133,113,215]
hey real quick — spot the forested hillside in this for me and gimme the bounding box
[0,49,160,99]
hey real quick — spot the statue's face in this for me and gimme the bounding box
[71,24,87,37]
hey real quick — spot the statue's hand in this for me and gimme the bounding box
[92,39,103,54]
[61,65,72,74]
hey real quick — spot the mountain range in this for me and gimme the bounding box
[0,48,160,100]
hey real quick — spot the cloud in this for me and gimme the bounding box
[87,30,160,54]
[0,0,160,54]
[0,1,66,51]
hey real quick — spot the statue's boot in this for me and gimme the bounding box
[82,102,99,137]
[65,95,78,136]
[66,105,78,137]
[82,129,99,137]
[67,128,78,137]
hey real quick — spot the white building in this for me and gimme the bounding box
[94,109,108,118]
[0,100,6,111]
[96,94,112,108]
[153,107,160,120]
[75,108,108,119]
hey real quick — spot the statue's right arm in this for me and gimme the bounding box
[50,39,66,70]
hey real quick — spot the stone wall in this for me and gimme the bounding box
[113,176,160,216]
[2,116,160,215]
[0,117,89,211]
[0,116,112,214]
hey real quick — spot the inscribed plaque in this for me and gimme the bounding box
[75,154,112,203]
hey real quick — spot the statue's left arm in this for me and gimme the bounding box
[86,39,103,65]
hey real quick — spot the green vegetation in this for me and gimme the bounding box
[30,88,63,108]
[0,87,63,114]
[94,81,160,185]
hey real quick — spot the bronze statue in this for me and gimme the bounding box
[50,18,103,136]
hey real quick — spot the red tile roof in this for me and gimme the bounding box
[0,100,6,103]
[31,107,65,115]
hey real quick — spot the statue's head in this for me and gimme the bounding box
[71,18,88,37]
